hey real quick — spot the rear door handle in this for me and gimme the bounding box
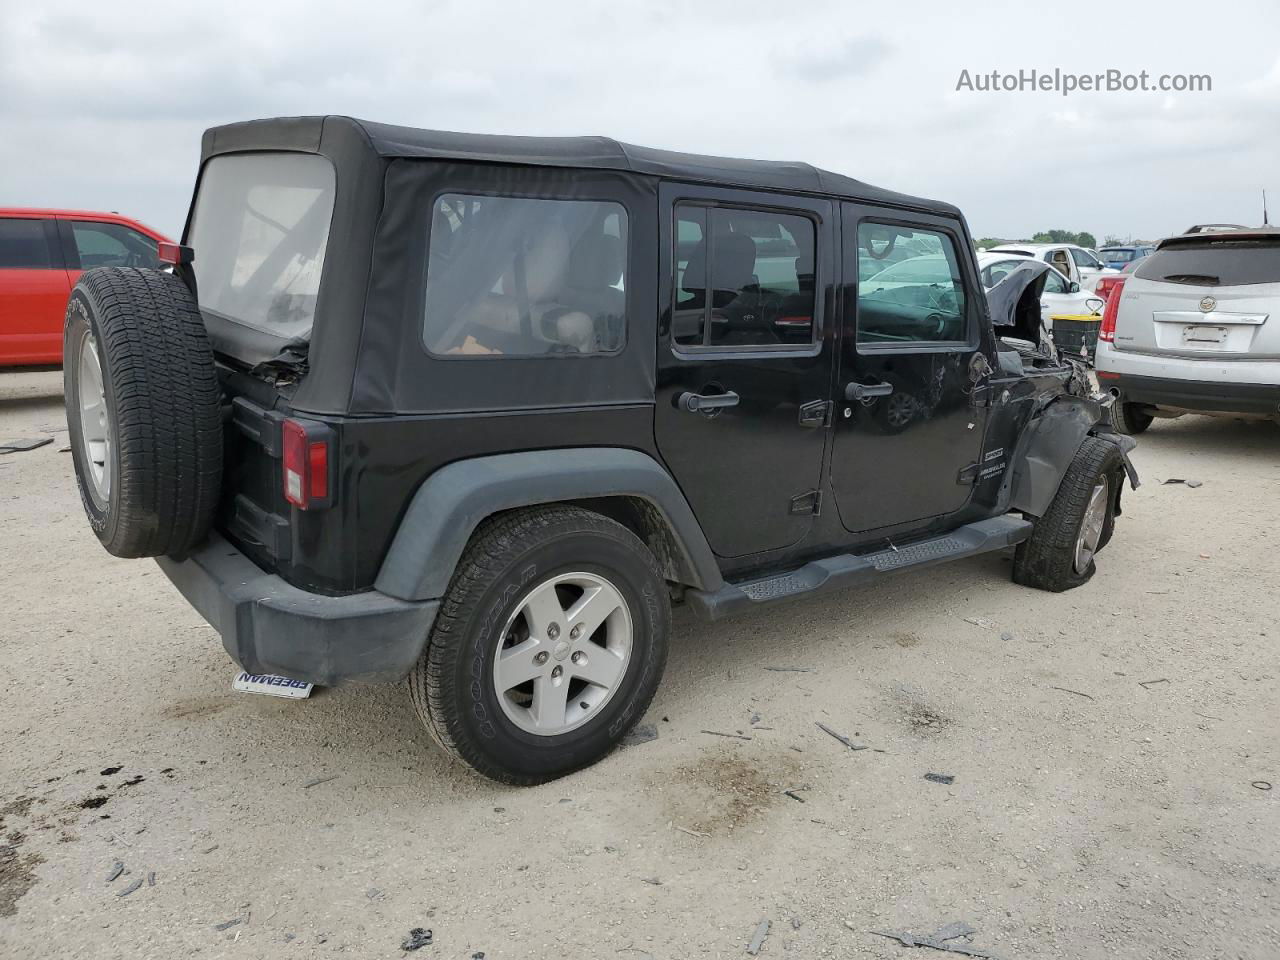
[845,381,894,400]
[678,390,740,413]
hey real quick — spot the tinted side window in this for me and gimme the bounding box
[70,222,159,268]
[1134,240,1280,286]
[856,224,967,344]
[424,194,627,357]
[674,205,816,348]
[0,218,53,268]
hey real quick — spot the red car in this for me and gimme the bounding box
[0,209,171,366]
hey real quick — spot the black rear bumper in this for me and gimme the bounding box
[1107,373,1280,416]
[156,533,439,685]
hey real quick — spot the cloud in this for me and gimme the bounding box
[0,0,1276,241]
[777,35,893,82]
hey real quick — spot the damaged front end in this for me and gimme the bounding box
[986,260,1140,516]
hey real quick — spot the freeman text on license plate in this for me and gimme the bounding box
[232,671,314,699]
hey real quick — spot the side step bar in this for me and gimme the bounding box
[685,515,1033,621]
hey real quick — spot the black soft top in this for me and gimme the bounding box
[200,115,958,216]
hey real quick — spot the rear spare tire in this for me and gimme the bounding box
[64,267,223,558]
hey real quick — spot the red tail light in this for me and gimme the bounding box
[1095,274,1123,302]
[1098,277,1126,343]
[156,241,194,266]
[282,418,331,509]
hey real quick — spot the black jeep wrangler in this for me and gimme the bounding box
[63,116,1137,784]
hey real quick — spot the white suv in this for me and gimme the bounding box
[1095,228,1280,433]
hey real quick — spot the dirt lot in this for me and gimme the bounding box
[1,366,1277,959]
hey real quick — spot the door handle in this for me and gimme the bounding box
[845,381,894,401]
[678,390,740,413]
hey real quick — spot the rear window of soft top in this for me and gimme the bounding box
[188,152,336,340]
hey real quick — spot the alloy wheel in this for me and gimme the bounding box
[1073,476,1109,574]
[78,331,111,505]
[492,571,634,736]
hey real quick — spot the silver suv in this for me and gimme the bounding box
[1096,228,1280,433]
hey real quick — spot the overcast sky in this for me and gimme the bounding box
[2,0,1276,242]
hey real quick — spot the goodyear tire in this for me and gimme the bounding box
[64,267,223,558]
[409,506,670,785]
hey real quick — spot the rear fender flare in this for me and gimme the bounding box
[1008,395,1137,518]
[374,448,723,601]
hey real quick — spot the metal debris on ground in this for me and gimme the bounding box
[700,730,752,741]
[675,825,710,838]
[640,877,662,885]
[147,872,155,887]
[746,919,770,955]
[105,860,124,882]
[0,437,53,454]
[963,616,995,629]
[303,774,339,789]
[401,927,433,951]
[621,723,658,746]
[791,917,802,930]
[1138,678,1170,688]
[1252,781,1272,791]
[923,773,955,785]
[1162,478,1202,487]
[783,788,806,803]
[763,666,815,673]
[815,721,868,751]
[116,878,143,898]
[213,918,242,932]
[1050,685,1095,701]
[870,920,1000,958]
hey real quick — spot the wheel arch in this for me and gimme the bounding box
[374,448,723,601]
[1007,395,1137,518]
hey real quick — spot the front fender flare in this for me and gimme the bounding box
[1008,395,1137,518]
[374,448,723,601]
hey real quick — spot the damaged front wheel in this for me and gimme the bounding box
[1013,437,1125,592]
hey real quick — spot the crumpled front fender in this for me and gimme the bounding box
[1008,395,1140,518]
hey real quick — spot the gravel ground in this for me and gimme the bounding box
[1,366,1277,959]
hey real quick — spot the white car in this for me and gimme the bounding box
[986,242,1120,292]
[1095,228,1280,433]
[978,253,1104,323]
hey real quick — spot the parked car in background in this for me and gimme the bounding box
[986,242,1119,292]
[1096,227,1280,433]
[0,209,169,366]
[1097,245,1155,270]
[979,253,1104,321]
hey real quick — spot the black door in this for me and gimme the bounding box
[654,184,835,559]
[830,205,988,534]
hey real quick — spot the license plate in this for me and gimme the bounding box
[1183,325,1225,344]
[232,671,314,699]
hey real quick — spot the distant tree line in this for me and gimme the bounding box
[974,229,1099,250]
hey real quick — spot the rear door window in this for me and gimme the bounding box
[1135,239,1280,286]
[188,152,336,339]
[68,221,159,268]
[674,205,817,349]
[0,218,54,268]
[423,194,627,357]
